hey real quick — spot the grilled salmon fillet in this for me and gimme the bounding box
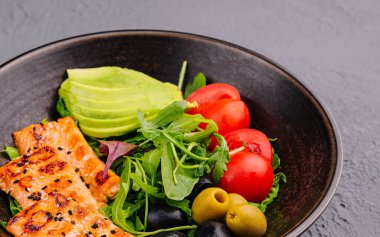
[6,192,132,237]
[0,146,98,211]
[13,116,120,206]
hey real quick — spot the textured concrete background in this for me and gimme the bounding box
[1,0,379,236]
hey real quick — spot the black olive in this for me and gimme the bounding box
[194,221,235,237]
[188,175,214,203]
[152,231,187,237]
[147,204,188,231]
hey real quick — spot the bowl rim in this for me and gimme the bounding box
[0,30,343,236]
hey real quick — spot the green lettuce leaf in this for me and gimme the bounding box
[269,138,281,170]
[272,148,281,171]
[253,172,287,212]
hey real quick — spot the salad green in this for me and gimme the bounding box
[93,99,231,235]
[254,172,286,212]
[91,103,284,235]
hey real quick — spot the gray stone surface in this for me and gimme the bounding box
[0,0,379,236]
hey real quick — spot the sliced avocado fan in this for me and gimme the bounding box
[58,66,183,138]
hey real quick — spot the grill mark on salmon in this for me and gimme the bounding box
[13,117,120,206]
[0,146,98,211]
[6,192,133,237]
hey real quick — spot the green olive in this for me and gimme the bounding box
[226,203,267,237]
[228,193,247,207]
[192,187,229,224]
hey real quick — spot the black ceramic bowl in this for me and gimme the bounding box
[0,31,342,236]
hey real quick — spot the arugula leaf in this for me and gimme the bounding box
[99,205,112,219]
[124,199,145,219]
[166,113,217,142]
[161,143,199,200]
[135,216,145,231]
[111,159,137,234]
[149,101,188,128]
[208,134,230,183]
[124,133,148,144]
[141,148,162,185]
[184,73,207,98]
[137,111,156,131]
[166,114,204,134]
[130,173,165,198]
[2,146,19,160]
[8,197,22,216]
[180,120,218,142]
[124,219,136,232]
[137,101,191,147]
[56,96,70,117]
[253,172,287,212]
[131,168,143,192]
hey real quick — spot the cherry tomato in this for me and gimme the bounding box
[200,99,250,135]
[218,151,274,203]
[186,83,240,114]
[224,129,273,161]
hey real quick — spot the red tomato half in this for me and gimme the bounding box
[200,99,250,135]
[186,83,241,114]
[218,151,274,203]
[224,129,273,161]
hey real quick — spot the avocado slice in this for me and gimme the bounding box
[59,89,146,110]
[60,80,180,101]
[58,66,183,138]
[67,67,163,88]
[59,87,179,111]
[79,123,141,138]
[63,99,158,119]
[71,112,157,129]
